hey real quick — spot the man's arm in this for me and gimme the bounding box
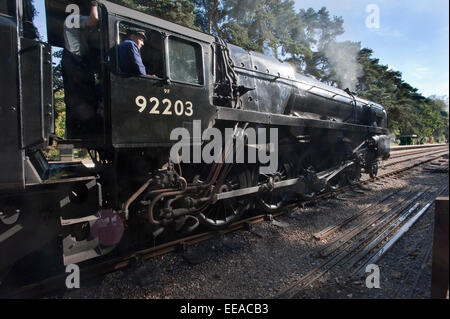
[131,44,147,76]
[85,1,99,28]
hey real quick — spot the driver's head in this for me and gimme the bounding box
[127,28,147,49]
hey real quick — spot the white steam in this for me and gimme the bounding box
[322,41,364,91]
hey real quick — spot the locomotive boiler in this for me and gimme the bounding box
[0,0,390,284]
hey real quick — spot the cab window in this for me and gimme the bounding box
[168,36,203,85]
[118,22,164,78]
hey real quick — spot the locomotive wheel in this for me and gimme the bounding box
[257,160,294,212]
[369,162,379,179]
[327,173,343,191]
[297,150,326,199]
[198,167,252,229]
[345,164,362,185]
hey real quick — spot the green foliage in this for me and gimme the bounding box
[110,0,198,29]
[43,89,66,161]
[54,90,66,139]
[52,50,64,92]
[356,48,449,140]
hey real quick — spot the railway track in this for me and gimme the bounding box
[390,144,448,151]
[389,145,448,159]
[2,144,448,299]
[296,146,448,206]
[274,185,448,299]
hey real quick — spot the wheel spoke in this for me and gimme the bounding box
[199,168,250,228]
[257,159,293,212]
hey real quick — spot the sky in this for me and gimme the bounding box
[294,0,449,98]
[33,0,449,98]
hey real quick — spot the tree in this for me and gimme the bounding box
[110,0,198,29]
[356,48,448,140]
[192,0,221,34]
[23,0,39,39]
[218,0,282,52]
[428,96,449,141]
[288,7,344,78]
[429,95,449,112]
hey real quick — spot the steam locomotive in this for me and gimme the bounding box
[0,0,390,283]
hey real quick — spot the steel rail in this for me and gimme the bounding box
[319,190,425,258]
[389,146,449,159]
[345,196,433,269]
[382,150,449,168]
[313,190,399,240]
[274,185,446,299]
[390,144,448,152]
[354,186,449,276]
[314,148,448,242]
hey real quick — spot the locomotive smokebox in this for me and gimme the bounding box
[371,135,391,160]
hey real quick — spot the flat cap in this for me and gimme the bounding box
[127,28,147,40]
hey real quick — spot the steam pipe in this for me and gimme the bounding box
[122,179,178,220]
[147,177,188,225]
[122,178,153,220]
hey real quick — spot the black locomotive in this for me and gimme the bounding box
[0,0,390,283]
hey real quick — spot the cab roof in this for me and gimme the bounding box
[45,0,214,47]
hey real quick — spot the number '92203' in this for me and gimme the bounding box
[135,96,194,117]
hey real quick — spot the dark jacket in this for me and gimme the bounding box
[118,39,146,75]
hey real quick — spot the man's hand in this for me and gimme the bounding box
[86,1,100,27]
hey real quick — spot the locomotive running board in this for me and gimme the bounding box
[216,108,388,135]
[215,161,355,201]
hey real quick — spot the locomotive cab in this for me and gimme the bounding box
[45,0,217,148]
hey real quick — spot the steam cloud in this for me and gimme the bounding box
[322,41,364,91]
